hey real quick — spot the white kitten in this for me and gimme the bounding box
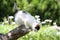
[15,10,40,31]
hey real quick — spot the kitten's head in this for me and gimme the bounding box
[32,22,40,31]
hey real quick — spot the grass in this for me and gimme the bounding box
[0,24,60,40]
[0,24,16,34]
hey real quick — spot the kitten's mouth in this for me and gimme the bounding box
[35,25,40,31]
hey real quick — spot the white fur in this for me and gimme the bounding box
[15,10,40,30]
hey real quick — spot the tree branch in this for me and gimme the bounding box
[0,25,30,40]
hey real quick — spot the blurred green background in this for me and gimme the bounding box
[0,0,60,25]
[0,0,60,40]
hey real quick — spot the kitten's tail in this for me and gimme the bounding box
[14,0,18,13]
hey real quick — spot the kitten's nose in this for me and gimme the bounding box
[35,25,40,31]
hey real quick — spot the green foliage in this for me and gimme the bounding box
[18,26,60,40]
[0,24,60,40]
[0,24,16,34]
[0,0,60,25]
[0,0,14,21]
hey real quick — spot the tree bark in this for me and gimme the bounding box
[0,25,30,40]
